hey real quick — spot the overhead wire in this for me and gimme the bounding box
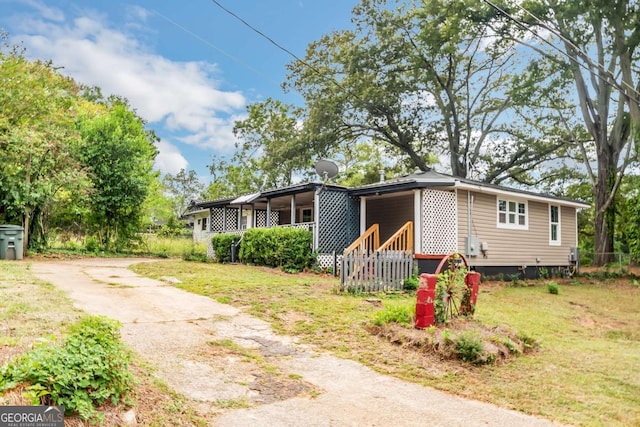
[149,8,280,86]
[208,0,379,111]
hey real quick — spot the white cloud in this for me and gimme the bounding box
[154,140,188,175]
[9,3,246,155]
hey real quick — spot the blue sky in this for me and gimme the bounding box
[0,0,357,180]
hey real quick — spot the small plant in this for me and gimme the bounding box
[372,302,413,326]
[547,282,560,295]
[403,275,419,290]
[0,316,133,421]
[182,243,208,262]
[538,266,549,279]
[455,331,493,365]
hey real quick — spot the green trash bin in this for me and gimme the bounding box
[0,225,24,260]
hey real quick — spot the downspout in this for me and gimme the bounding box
[467,190,473,267]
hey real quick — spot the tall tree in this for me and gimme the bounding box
[233,98,311,188]
[77,100,157,249]
[519,0,640,263]
[284,0,571,183]
[0,40,84,250]
[162,169,205,219]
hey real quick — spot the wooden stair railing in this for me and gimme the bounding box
[344,224,380,255]
[378,221,413,252]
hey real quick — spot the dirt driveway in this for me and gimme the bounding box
[31,258,564,427]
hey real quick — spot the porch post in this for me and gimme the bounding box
[414,190,422,254]
[251,204,255,228]
[291,194,296,225]
[222,206,227,232]
[238,205,242,230]
[266,199,272,227]
[313,189,320,250]
[360,197,367,235]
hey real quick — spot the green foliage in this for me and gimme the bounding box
[211,233,242,264]
[162,169,205,219]
[372,302,413,326]
[0,316,133,421]
[182,243,208,262]
[77,100,157,251]
[0,40,85,249]
[239,227,315,272]
[454,331,493,365]
[547,282,560,295]
[403,275,419,291]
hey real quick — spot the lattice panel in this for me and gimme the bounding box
[254,209,279,227]
[211,208,224,232]
[422,189,458,254]
[270,211,280,226]
[318,189,349,253]
[347,196,360,244]
[255,210,267,228]
[317,253,342,270]
[225,207,239,230]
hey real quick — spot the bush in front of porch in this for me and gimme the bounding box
[239,227,315,272]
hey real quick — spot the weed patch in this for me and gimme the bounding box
[0,316,133,421]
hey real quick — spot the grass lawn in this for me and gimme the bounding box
[131,260,640,427]
[0,261,209,426]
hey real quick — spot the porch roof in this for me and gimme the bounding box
[187,182,349,213]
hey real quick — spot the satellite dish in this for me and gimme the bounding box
[314,159,339,181]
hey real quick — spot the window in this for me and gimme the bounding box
[201,217,208,231]
[497,198,527,229]
[301,208,313,223]
[550,205,561,245]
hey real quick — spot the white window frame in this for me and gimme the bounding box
[496,198,528,230]
[549,205,561,245]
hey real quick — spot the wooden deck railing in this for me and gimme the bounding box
[378,221,413,252]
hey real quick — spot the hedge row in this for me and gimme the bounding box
[212,227,315,272]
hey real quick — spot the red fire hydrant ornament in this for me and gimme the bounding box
[414,273,436,328]
[462,271,481,315]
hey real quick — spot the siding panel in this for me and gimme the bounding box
[457,190,578,267]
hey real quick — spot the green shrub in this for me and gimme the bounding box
[403,275,419,290]
[0,316,133,421]
[211,233,242,263]
[372,302,414,326]
[239,228,315,272]
[547,282,560,295]
[455,331,493,365]
[182,243,208,262]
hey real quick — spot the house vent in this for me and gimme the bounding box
[422,189,458,254]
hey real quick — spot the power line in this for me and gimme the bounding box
[150,8,279,86]
[208,0,364,105]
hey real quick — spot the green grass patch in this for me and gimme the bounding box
[131,260,640,426]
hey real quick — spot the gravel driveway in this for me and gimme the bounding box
[31,258,565,427]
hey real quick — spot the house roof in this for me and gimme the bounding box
[350,170,590,209]
[187,182,348,212]
[188,172,589,212]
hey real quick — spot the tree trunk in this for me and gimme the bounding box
[593,152,616,266]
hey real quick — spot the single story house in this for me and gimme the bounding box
[188,171,589,279]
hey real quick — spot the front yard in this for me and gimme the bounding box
[1,258,638,426]
[131,261,640,427]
